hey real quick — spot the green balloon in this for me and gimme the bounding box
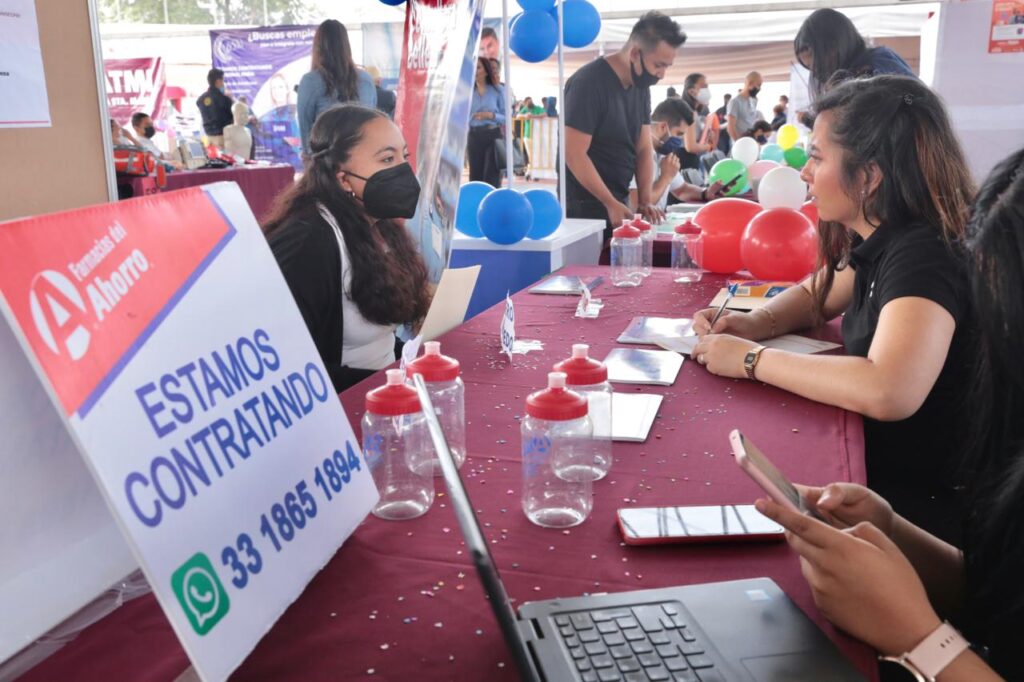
[784,147,808,170]
[709,158,749,197]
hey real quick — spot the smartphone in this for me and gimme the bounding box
[617,504,784,545]
[729,429,819,518]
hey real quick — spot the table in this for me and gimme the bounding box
[450,218,604,319]
[118,165,295,222]
[20,266,873,682]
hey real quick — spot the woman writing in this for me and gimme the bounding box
[756,148,1024,681]
[466,57,507,188]
[297,19,377,157]
[692,76,975,543]
[264,105,430,392]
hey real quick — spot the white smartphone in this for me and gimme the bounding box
[729,429,819,518]
[616,504,784,545]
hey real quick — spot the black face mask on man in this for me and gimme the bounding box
[748,86,761,98]
[344,162,421,220]
[631,51,660,89]
[143,126,156,138]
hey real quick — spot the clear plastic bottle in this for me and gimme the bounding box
[406,341,465,475]
[362,369,434,520]
[552,344,612,480]
[672,220,704,283]
[610,223,643,288]
[632,213,655,277]
[521,372,594,528]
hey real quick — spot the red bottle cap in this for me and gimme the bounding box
[406,341,460,382]
[631,213,652,232]
[525,372,588,421]
[365,369,421,416]
[675,220,702,235]
[553,344,608,385]
[612,225,642,239]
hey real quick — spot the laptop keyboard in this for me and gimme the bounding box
[553,602,726,682]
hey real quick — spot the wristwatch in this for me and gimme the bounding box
[878,622,969,682]
[743,345,767,380]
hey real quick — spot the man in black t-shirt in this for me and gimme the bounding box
[196,68,234,150]
[564,12,686,237]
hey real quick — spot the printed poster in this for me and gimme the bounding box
[0,0,51,128]
[989,0,1024,53]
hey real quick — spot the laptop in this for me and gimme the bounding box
[410,375,866,682]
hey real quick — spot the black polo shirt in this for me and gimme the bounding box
[842,222,972,544]
[564,58,650,216]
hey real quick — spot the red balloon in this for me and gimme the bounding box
[740,208,818,281]
[691,198,762,274]
[799,200,818,226]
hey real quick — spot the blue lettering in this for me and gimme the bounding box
[151,456,186,510]
[237,337,264,381]
[125,471,162,527]
[135,382,175,438]
[160,373,193,424]
[171,441,210,496]
[199,356,231,407]
[305,362,329,403]
[254,328,280,371]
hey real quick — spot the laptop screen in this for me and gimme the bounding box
[409,374,542,682]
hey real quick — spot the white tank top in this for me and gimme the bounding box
[317,203,396,371]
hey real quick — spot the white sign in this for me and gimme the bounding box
[0,0,51,128]
[500,292,515,360]
[0,183,378,681]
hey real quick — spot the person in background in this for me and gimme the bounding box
[628,98,724,212]
[750,120,773,144]
[795,8,915,101]
[298,19,377,158]
[543,96,558,117]
[259,73,302,169]
[131,113,166,158]
[518,97,544,116]
[238,95,259,159]
[755,148,1024,682]
[692,76,976,544]
[366,66,396,118]
[666,86,680,99]
[726,71,763,142]
[467,57,506,188]
[479,26,500,60]
[714,93,732,153]
[223,102,253,161]
[771,95,789,129]
[264,105,430,393]
[110,118,138,147]
[679,72,717,174]
[196,68,234,149]
[564,11,687,237]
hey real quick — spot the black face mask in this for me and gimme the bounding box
[748,86,761,98]
[345,162,421,220]
[143,126,156,138]
[631,51,660,88]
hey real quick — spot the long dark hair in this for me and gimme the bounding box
[477,57,499,88]
[794,9,867,99]
[682,72,706,115]
[808,76,975,318]
[263,105,429,327]
[960,149,1024,639]
[312,19,358,102]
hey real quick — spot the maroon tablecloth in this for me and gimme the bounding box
[21,266,874,681]
[119,165,294,222]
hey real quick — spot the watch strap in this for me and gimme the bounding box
[743,345,766,380]
[880,622,968,682]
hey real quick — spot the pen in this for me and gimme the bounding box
[708,283,738,329]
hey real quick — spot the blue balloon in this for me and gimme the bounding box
[517,0,554,10]
[478,189,534,245]
[510,10,558,63]
[562,0,601,48]
[761,144,785,163]
[524,189,561,239]
[378,0,406,5]
[456,182,494,237]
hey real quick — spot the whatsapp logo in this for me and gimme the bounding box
[171,553,230,636]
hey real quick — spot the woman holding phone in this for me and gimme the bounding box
[755,148,1024,681]
[691,76,975,544]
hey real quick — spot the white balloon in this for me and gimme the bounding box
[731,136,760,168]
[758,166,807,210]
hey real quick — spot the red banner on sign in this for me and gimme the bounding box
[104,57,168,125]
[0,188,234,417]
[989,0,1024,53]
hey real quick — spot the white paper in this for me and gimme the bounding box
[617,317,693,344]
[419,266,480,341]
[589,392,663,442]
[399,334,423,370]
[0,0,52,128]
[603,348,684,386]
[575,280,603,319]
[653,333,840,356]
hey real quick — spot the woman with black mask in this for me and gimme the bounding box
[678,72,716,174]
[264,105,430,392]
[795,8,915,100]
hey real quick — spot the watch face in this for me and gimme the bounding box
[744,351,757,364]
[878,659,925,681]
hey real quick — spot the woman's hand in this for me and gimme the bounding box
[690,334,757,378]
[797,482,896,537]
[692,308,768,340]
[755,497,941,656]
